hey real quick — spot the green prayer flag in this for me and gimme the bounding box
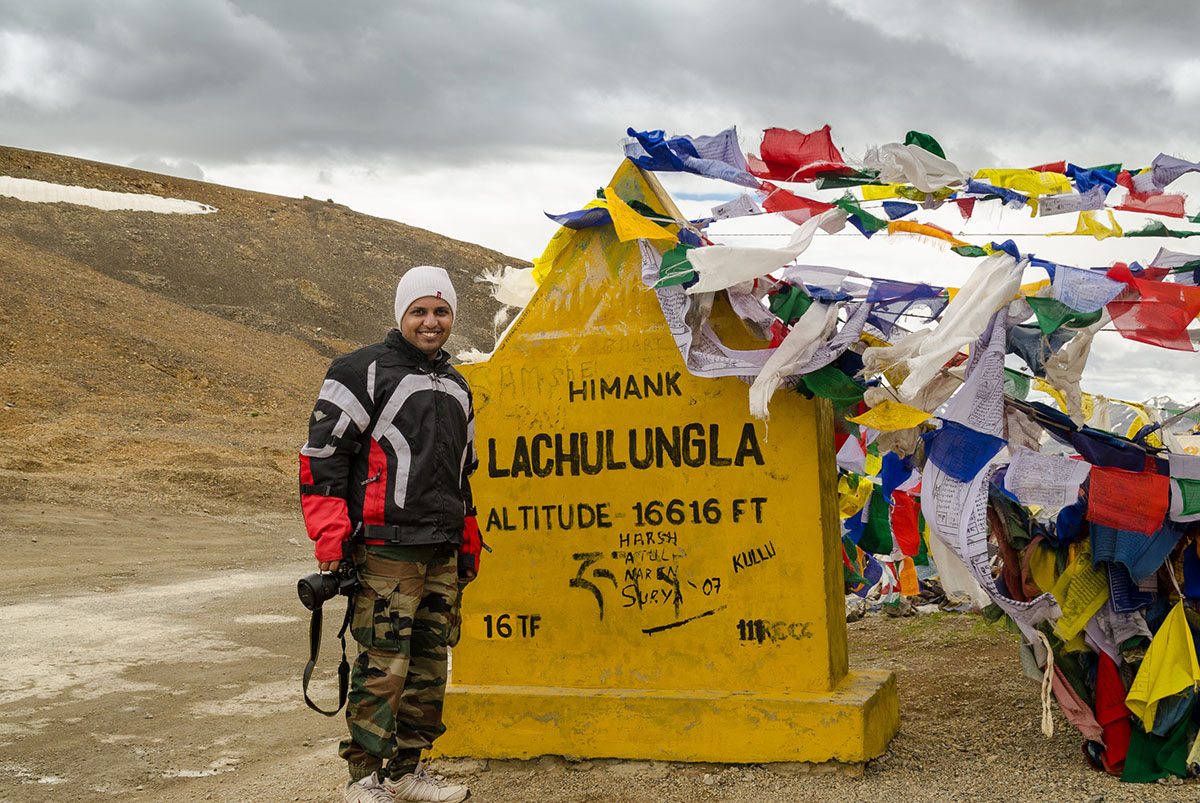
[814,169,881,189]
[628,199,674,225]
[1125,220,1200,239]
[904,130,946,159]
[797,364,865,407]
[913,510,930,566]
[1087,163,1123,174]
[952,244,989,258]
[1003,368,1031,401]
[832,193,888,232]
[841,536,868,588]
[1121,698,1192,783]
[1173,478,1200,518]
[857,488,894,555]
[654,243,696,288]
[1025,296,1103,336]
[769,284,813,324]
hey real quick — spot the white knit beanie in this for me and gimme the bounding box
[394,265,457,327]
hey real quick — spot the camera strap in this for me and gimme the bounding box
[302,593,355,716]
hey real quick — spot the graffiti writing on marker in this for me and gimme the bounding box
[482,613,542,638]
[569,549,691,619]
[569,552,618,620]
[737,618,813,643]
[732,541,776,573]
[685,577,722,596]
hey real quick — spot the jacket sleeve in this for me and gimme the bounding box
[299,354,375,562]
[461,385,478,517]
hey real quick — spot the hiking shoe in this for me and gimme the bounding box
[344,772,396,803]
[385,763,469,802]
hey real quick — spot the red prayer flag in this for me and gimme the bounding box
[758,180,836,225]
[1115,191,1187,218]
[751,125,851,182]
[1087,465,1170,534]
[1029,160,1067,174]
[890,491,921,556]
[1094,651,1131,775]
[955,197,976,220]
[1106,262,1200,351]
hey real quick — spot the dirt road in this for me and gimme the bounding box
[1,502,1194,803]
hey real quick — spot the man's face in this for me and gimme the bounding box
[400,295,454,357]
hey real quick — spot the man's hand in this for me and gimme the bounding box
[459,516,481,582]
[318,560,340,573]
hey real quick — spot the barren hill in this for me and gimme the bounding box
[0,145,526,514]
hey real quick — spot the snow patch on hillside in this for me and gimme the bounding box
[0,176,217,214]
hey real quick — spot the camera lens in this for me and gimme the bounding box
[297,572,338,611]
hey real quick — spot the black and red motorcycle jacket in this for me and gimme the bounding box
[299,330,476,562]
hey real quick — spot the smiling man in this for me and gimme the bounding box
[299,265,481,803]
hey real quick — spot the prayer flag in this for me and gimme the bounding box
[1087,465,1170,535]
[1151,153,1200,189]
[904,130,946,158]
[1169,478,1200,524]
[1125,602,1200,730]
[891,492,921,556]
[974,168,1072,196]
[1115,192,1187,218]
[1053,210,1123,240]
[923,420,1006,482]
[1095,652,1132,775]
[846,400,932,431]
[886,220,969,247]
[750,125,850,183]
[898,555,920,595]
[758,181,836,225]
[623,127,761,189]
[1106,262,1200,351]
[603,187,677,242]
[1025,296,1103,336]
[1051,265,1125,313]
[1050,540,1109,641]
[882,201,918,220]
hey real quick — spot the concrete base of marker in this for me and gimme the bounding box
[436,670,898,764]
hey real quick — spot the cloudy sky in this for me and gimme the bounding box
[3,0,1200,403]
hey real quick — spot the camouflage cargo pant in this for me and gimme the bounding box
[339,545,459,779]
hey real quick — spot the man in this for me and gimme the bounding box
[300,265,481,803]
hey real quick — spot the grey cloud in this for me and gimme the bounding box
[2,0,1199,173]
[126,155,206,180]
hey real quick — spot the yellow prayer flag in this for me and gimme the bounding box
[603,187,677,242]
[1027,542,1058,593]
[1019,279,1052,296]
[1034,378,1069,413]
[1050,540,1109,641]
[864,451,882,477]
[974,168,1073,197]
[860,332,891,349]
[861,184,902,201]
[1051,209,1123,241]
[1124,408,1164,448]
[838,474,873,519]
[1126,602,1200,729]
[846,400,933,432]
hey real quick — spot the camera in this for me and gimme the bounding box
[297,561,360,611]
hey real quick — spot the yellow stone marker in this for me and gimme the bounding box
[439,160,898,763]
